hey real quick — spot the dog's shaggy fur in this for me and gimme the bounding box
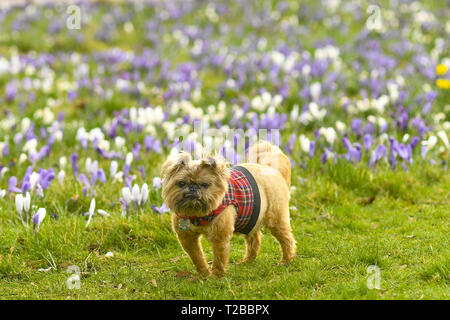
[160,142,296,277]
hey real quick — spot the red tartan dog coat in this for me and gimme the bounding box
[176,166,261,234]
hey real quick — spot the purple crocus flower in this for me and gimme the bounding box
[38,169,55,190]
[309,141,316,158]
[151,203,170,214]
[153,177,162,189]
[2,142,9,157]
[97,169,106,183]
[125,175,134,189]
[139,165,146,179]
[421,145,428,159]
[123,163,130,178]
[5,81,18,101]
[396,144,409,161]
[70,153,79,174]
[8,176,22,193]
[423,102,432,114]
[285,134,296,154]
[78,173,91,197]
[36,145,51,161]
[351,118,363,137]
[349,144,362,163]
[321,148,331,164]
[33,208,46,234]
[132,143,141,160]
[411,117,426,137]
[342,137,352,151]
[67,90,78,101]
[363,134,372,152]
[389,137,398,170]
[369,144,387,170]
[409,136,420,150]
[80,137,88,149]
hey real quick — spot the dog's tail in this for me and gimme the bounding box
[247,141,291,187]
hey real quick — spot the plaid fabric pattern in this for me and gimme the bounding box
[176,167,258,233]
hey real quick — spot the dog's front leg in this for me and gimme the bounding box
[173,215,210,276]
[176,229,211,276]
[207,207,234,277]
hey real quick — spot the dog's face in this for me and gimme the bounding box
[160,153,230,216]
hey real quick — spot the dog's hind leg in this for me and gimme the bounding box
[176,230,210,276]
[266,206,296,263]
[242,230,262,263]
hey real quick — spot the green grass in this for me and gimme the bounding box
[0,160,448,300]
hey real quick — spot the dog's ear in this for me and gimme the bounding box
[200,155,230,181]
[200,156,216,169]
[160,152,191,179]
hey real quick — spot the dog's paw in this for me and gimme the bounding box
[280,256,295,264]
[212,269,226,278]
[198,269,212,277]
[238,258,256,265]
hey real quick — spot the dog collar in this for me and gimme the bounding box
[175,166,261,234]
[175,211,220,227]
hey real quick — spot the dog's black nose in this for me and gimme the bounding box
[184,184,200,199]
[188,184,199,193]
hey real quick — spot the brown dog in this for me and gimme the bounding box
[160,141,296,277]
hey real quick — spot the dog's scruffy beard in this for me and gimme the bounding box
[160,153,230,217]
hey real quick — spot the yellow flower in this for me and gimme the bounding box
[436,64,448,75]
[436,79,450,89]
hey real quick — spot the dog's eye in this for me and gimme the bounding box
[177,181,186,187]
[200,183,210,188]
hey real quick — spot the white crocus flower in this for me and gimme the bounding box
[310,82,321,102]
[86,198,96,227]
[97,209,109,217]
[21,118,31,131]
[0,189,6,199]
[113,171,124,183]
[153,177,162,189]
[91,160,98,174]
[85,157,92,173]
[57,170,65,184]
[437,130,449,149]
[98,139,110,151]
[140,183,149,207]
[290,104,299,122]
[54,130,63,142]
[18,153,27,164]
[122,187,132,205]
[29,172,39,191]
[422,136,437,149]
[0,167,8,179]
[131,184,140,205]
[335,121,346,133]
[33,208,46,233]
[24,192,31,217]
[320,127,337,145]
[115,136,126,149]
[59,156,67,168]
[110,161,118,178]
[125,152,133,166]
[15,194,24,222]
[299,135,310,153]
[308,102,326,120]
[23,138,37,152]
